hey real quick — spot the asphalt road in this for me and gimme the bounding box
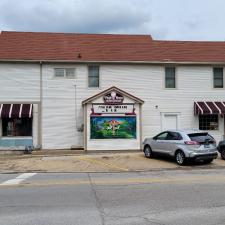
[1,169,225,225]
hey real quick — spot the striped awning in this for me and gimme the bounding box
[194,102,225,115]
[0,104,33,118]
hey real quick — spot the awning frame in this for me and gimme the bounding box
[194,101,225,115]
[0,104,33,119]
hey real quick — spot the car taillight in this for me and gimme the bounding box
[185,141,199,145]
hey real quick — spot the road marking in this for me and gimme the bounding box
[0,173,36,186]
[78,156,129,172]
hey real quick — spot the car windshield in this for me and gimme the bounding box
[188,133,214,144]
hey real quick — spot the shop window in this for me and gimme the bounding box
[199,115,218,130]
[88,65,99,88]
[213,68,223,88]
[2,118,32,137]
[165,67,176,88]
[54,68,75,78]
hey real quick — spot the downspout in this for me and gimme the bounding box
[38,61,43,149]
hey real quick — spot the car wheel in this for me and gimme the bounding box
[144,145,152,158]
[221,149,225,160]
[175,151,186,166]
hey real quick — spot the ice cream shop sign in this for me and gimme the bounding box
[82,86,144,150]
[103,91,124,104]
[92,91,135,115]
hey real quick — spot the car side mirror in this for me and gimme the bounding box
[153,136,157,140]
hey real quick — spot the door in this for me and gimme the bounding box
[151,132,169,153]
[163,114,178,130]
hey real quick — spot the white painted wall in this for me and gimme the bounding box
[0,63,40,101]
[1,63,225,149]
[0,63,40,148]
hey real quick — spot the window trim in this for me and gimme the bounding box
[213,67,224,89]
[87,65,100,89]
[164,66,177,89]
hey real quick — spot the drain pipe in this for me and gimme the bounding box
[37,61,43,149]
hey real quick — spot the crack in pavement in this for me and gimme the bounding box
[88,173,106,225]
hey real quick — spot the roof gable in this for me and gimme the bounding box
[82,86,144,105]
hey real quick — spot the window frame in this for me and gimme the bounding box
[88,65,100,88]
[213,67,224,89]
[54,68,76,79]
[165,67,176,89]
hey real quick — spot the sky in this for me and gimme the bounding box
[0,0,225,41]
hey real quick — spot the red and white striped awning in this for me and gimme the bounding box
[0,104,33,118]
[194,102,225,115]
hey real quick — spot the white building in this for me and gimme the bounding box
[0,31,225,151]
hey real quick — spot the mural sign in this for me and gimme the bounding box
[90,116,136,139]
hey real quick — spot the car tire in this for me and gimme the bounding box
[175,151,186,166]
[203,159,214,164]
[144,145,153,158]
[221,149,225,160]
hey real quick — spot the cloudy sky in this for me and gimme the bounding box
[0,0,225,41]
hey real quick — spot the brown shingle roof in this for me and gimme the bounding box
[0,31,225,63]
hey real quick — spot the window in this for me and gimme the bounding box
[167,132,182,140]
[54,68,75,78]
[88,65,99,88]
[199,115,218,130]
[155,132,168,140]
[2,118,32,136]
[213,68,223,88]
[188,133,215,144]
[165,67,176,88]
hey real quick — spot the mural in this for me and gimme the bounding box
[90,116,136,139]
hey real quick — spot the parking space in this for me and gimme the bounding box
[0,152,224,173]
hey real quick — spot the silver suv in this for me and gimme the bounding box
[143,129,218,165]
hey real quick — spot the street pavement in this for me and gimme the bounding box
[1,169,225,225]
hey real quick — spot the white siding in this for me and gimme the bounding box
[1,63,225,149]
[0,63,40,101]
[0,63,40,148]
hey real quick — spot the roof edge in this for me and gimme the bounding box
[82,86,144,105]
[1,59,225,65]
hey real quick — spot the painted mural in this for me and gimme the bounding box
[90,117,136,139]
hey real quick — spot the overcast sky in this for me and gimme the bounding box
[0,0,225,41]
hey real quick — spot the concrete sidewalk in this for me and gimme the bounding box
[0,151,225,173]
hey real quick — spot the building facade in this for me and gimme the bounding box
[0,31,225,150]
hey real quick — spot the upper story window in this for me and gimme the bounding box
[54,68,75,78]
[165,67,176,88]
[213,68,223,88]
[88,65,99,88]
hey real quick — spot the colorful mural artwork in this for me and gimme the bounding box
[90,117,136,139]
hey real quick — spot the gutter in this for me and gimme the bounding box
[0,59,225,66]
